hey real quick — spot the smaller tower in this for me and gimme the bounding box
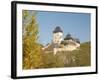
[53,26,63,45]
[64,33,73,41]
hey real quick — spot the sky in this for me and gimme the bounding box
[35,11,90,46]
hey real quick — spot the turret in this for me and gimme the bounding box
[53,26,63,44]
[64,33,73,40]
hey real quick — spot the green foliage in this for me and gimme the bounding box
[42,52,55,68]
[42,42,91,68]
[77,42,91,66]
[42,52,67,68]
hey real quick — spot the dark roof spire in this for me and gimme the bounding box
[64,33,73,40]
[53,26,63,33]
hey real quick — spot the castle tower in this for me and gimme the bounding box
[53,26,63,45]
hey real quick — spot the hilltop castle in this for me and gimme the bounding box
[43,26,80,54]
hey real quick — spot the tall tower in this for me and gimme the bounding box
[53,26,63,45]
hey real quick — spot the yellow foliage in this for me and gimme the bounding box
[22,10,44,69]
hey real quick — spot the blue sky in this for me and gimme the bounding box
[36,11,90,45]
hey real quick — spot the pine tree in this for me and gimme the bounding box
[22,10,44,69]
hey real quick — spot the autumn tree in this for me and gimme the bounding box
[22,10,44,69]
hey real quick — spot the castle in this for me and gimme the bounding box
[43,26,80,54]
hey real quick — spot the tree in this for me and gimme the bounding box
[22,10,44,69]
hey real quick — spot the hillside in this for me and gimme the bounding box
[42,41,91,68]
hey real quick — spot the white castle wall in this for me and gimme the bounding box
[53,32,63,44]
[44,27,80,54]
[53,43,80,54]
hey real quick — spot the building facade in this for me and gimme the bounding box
[43,26,80,54]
